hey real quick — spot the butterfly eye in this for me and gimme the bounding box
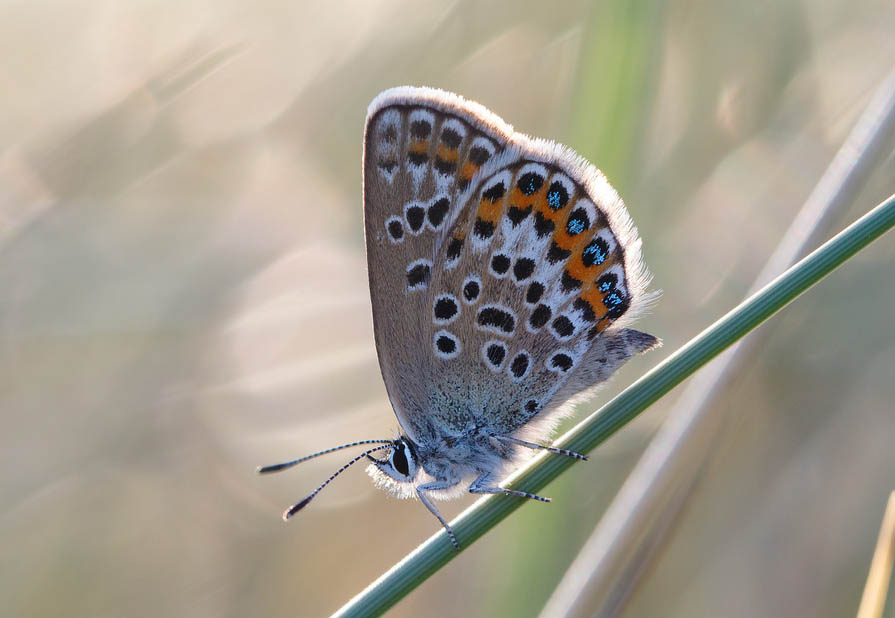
[390,442,413,477]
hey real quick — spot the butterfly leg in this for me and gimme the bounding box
[468,473,551,503]
[417,481,461,550]
[492,435,588,461]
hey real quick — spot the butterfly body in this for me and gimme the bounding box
[262,86,659,549]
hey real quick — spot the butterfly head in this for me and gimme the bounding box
[365,436,422,497]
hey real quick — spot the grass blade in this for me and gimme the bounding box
[333,193,895,618]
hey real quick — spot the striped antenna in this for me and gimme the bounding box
[256,439,394,474]
[282,444,393,520]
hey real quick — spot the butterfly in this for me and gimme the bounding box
[259,86,659,549]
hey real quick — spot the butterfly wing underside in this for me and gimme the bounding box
[362,87,513,437]
[363,86,656,443]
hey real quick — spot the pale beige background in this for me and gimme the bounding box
[1,1,894,617]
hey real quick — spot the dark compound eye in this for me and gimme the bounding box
[391,444,410,476]
[517,172,544,195]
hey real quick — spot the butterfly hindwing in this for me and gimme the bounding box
[426,147,653,435]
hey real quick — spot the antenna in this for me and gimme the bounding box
[256,439,393,474]
[281,443,392,520]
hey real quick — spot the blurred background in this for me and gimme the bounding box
[1,1,894,617]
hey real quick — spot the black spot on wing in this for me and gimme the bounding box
[561,270,582,292]
[513,258,535,281]
[435,334,456,354]
[528,304,551,329]
[551,315,574,338]
[477,307,515,334]
[482,182,506,203]
[446,237,464,261]
[547,242,572,263]
[517,172,544,195]
[490,254,510,275]
[406,206,425,232]
[427,198,450,228]
[534,212,555,238]
[407,151,428,166]
[469,146,491,166]
[507,205,532,226]
[546,181,569,210]
[410,119,432,139]
[387,219,403,241]
[526,282,545,304]
[406,263,430,287]
[441,128,462,148]
[509,352,529,378]
[550,353,573,372]
[474,218,495,240]
[485,343,506,367]
[463,279,480,302]
[433,297,459,321]
[434,157,456,175]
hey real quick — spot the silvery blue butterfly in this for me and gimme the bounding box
[260,86,658,549]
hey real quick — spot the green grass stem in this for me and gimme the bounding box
[334,193,895,618]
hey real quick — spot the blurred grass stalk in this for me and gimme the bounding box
[541,68,895,618]
[333,192,895,618]
[856,492,895,618]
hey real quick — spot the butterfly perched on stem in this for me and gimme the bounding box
[259,86,659,549]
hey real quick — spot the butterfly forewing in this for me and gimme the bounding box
[362,87,512,438]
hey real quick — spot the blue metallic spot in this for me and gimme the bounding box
[599,280,612,292]
[547,191,562,209]
[567,219,585,235]
[583,243,606,266]
[604,292,623,307]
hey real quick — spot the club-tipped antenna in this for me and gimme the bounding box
[256,439,393,474]
[282,443,392,520]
